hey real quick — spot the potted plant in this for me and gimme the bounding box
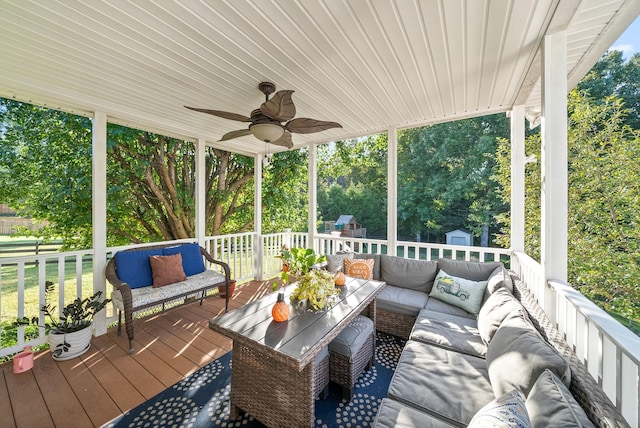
[41,281,110,361]
[276,246,327,284]
[289,269,339,311]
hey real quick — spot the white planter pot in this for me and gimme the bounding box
[48,323,94,361]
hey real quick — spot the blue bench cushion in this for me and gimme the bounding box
[162,243,205,276]
[114,248,163,289]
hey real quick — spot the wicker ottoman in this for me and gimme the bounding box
[329,315,375,401]
[314,346,330,400]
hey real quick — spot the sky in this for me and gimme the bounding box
[611,16,640,59]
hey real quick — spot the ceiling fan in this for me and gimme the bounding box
[185,82,342,149]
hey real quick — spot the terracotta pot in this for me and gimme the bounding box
[218,280,236,298]
[48,323,93,361]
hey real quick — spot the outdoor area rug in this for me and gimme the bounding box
[104,332,405,428]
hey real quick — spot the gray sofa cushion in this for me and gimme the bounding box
[483,266,514,302]
[326,252,353,273]
[354,253,381,280]
[380,255,438,292]
[377,285,429,316]
[424,296,476,320]
[477,287,526,344]
[526,369,595,428]
[388,340,494,427]
[329,315,374,358]
[411,309,486,358]
[374,398,457,428]
[486,313,571,397]
[437,258,503,282]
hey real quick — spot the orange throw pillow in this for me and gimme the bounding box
[344,258,374,280]
[149,254,187,287]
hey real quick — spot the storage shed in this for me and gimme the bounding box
[445,229,473,246]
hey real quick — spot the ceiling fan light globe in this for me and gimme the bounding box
[250,123,284,143]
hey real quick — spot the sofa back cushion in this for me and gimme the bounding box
[526,369,595,428]
[477,287,526,344]
[114,247,164,289]
[429,269,487,316]
[162,243,205,276]
[437,258,503,282]
[380,255,438,292]
[326,252,354,273]
[487,313,571,397]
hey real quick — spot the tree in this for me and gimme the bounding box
[0,99,298,248]
[397,114,510,244]
[494,90,640,319]
[577,50,640,130]
[317,135,388,237]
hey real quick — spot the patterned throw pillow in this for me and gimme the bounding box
[149,254,188,287]
[468,389,532,428]
[429,269,487,316]
[344,258,374,280]
[326,252,354,273]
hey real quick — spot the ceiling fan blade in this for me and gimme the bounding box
[270,131,294,149]
[185,106,251,122]
[219,128,252,142]
[260,90,296,121]
[285,118,343,134]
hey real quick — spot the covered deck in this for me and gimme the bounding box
[2,0,640,426]
[0,279,272,427]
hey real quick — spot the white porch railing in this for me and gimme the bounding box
[512,251,640,427]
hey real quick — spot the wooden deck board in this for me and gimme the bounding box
[0,280,270,428]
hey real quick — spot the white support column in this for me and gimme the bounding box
[254,154,264,280]
[541,31,568,320]
[195,138,206,247]
[308,144,318,252]
[387,127,398,256]
[92,111,107,336]
[510,105,526,253]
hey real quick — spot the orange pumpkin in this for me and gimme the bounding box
[334,271,346,286]
[272,292,290,322]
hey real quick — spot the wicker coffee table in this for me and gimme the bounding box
[209,276,386,428]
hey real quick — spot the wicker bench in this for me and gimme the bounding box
[106,243,231,353]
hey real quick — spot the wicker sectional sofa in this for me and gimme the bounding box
[327,253,627,427]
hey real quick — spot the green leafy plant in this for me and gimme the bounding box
[40,281,111,334]
[290,269,339,311]
[277,246,327,283]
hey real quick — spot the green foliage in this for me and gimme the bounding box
[495,90,640,320]
[397,115,510,243]
[277,247,327,278]
[40,281,110,333]
[290,269,339,311]
[317,136,388,237]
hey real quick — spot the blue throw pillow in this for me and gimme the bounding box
[162,243,205,276]
[114,248,163,289]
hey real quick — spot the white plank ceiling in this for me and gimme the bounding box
[0,0,638,155]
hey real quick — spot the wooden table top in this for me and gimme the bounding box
[209,276,385,370]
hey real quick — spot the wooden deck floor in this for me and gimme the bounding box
[0,279,275,428]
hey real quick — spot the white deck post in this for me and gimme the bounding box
[254,154,264,280]
[92,111,107,336]
[308,144,318,252]
[195,138,206,247]
[541,31,568,322]
[510,105,526,253]
[387,127,398,256]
